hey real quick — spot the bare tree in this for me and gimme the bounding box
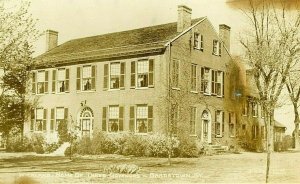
[238,0,300,182]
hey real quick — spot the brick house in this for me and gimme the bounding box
[25,5,238,146]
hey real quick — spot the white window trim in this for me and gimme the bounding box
[109,62,121,91]
[136,59,149,89]
[215,110,223,138]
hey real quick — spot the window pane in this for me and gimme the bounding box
[137,106,148,118]
[36,109,43,119]
[56,108,64,119]
[37,71,45,82]
[137,119,147,133]
[83,66,91,78]
[57,69,65,81]
[137,60,148,74]
[109,106,119,119]
[110,63,120,75]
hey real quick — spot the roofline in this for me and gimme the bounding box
[164,17,207,46]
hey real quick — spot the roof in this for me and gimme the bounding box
[35,18,204,67]
[274,120,286,128]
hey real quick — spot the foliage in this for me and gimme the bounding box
[281,135,294,151]
[177,136,198,158]
[104,164,139,174]
[146,133,179,157]
[45,142,60,154]
[57,120,69,144]
[0,1,40,137]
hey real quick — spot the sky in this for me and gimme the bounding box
[15,0,297,134]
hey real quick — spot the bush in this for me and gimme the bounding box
[104,164,139,174]
[30,133,46,154]
[57,120,69,144]
[45,142,60,153]
[177,136,198,157]
[146,133,179,157]
[121,134,147,157]
[6,135,33,152]
[282,135,293,151]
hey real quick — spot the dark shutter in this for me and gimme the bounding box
[129,106,135,132]
[65,68,70,92]
[52,70,56,93]
[120,62,125,90]
[50,108,55,131]
[200,67,204,92]
[130,61,136,88]
[102,107,107,131]
[76,67,81,91]
[119,106,124,131]
[45,71,49,93]
[222,111,225,135]
[219,42,222,56]
[30,108,35,131]
[91,65,96,90]
[32,72,36,94]
[149,59,154,87]
[43,109,47,131]
[148,106,153,132]
[222,72,225,97]
[200,34,204,49]
[211,70,215,95]
[103,64,108,90]
[64,108,68,121]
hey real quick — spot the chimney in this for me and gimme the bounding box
[177,5,192,33]
[219,24,231,52]
[46,30,58,52]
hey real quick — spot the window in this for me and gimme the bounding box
[36,71,48,94]
[109,63,125,90]
[201,67,210,94]
[172,59,180,88]
[136,105,151,133]
[50,107,68,132]
[229,112,235,137]
[191,64,197,91]
[242,101,248,116]
[252,102,258,117]
[194,33,203,50]
[76,65,96,91]
[54,68,69,93]
[213,40,221,56]
[31,108,47,132]
[215,110,224,137]
[215,71,223,97]
[252,125,259,139]
[190,107,196,135]
[108,106,119,132]
[130,59,154,88]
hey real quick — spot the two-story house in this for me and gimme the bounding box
[25,5,237,147]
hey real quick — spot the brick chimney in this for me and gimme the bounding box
[46,30,58,52]
[219,24,231,52]
[177,5,192,32]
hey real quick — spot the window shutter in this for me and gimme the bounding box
[30,108,35,131]
[64,108,68,121]
[222,111,225,134]
[65,68,70,92]
[91,65,96,90]
[119,106,124,131]
[76,67,81,91]
[52,70,56,93]
[200,34,204,49]
[219,42,222,56]
[50,108,55,131]
[149,59,154,88]
[32,72,36,94]
[120,62,125,90]
[200,67,204,92]
[211,70,215,95]
[102,107,107,131]
[222,72,225,97]
[148,106,153,132]
[130,61,136,88]
[45,71,49,93]
[129,106,135,132]
[103,64,108,90]
[215,111,218,135]
[43,109,47,131]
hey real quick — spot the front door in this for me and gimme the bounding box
[202,110,212,143]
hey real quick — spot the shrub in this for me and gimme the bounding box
[282,135,293,151]
[45,142,60,153]
[30,133,46,154]
[104,164,139,174]
[146,133,179,157]
[177,136,198,157]
[90,132,118,154]
[57,120,69,144]
[6,135,33,152]
[121,134,147,156]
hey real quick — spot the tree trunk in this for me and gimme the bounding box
[292,102,300,149]
[266,109,274,183]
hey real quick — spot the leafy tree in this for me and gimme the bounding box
[0,1,40,139]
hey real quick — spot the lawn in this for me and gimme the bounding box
[0,151,299,183]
